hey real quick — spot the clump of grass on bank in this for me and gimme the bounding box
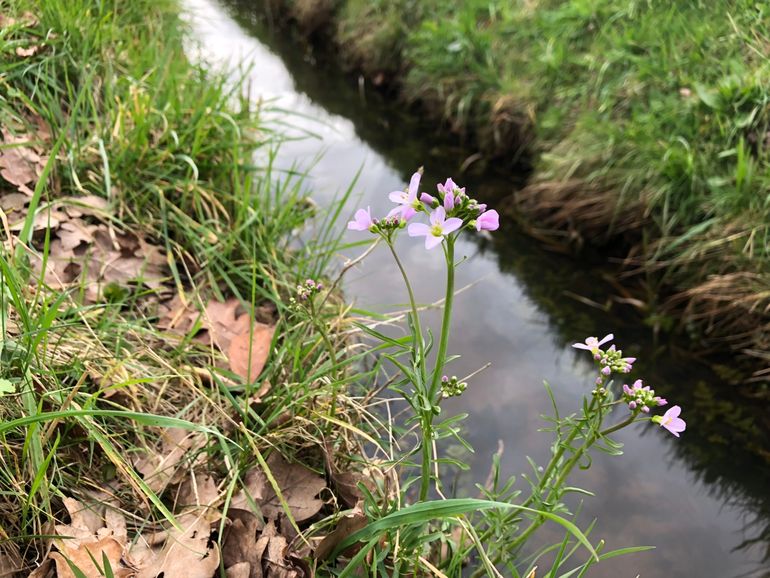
[1,0,371,574]
[268,0,770,378]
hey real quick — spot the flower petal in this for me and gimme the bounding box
[389,190,407,203]
[387,206,404,218]
[597,333,614,346]
[443,191,455,211]
[430,206,446,226]
[408,223,430,237]
[442,217,463,234]
[665,405,681,419]
[425,234,444,250]
[407,172,421,199]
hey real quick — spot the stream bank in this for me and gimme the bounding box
[250,0,770,385]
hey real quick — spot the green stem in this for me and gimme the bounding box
[429,237,455,399]
[476,410,638,576]
[386,241,426,380]
[309,301,340,429]
[385,240,434,501]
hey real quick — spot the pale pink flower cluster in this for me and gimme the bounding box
[573,333,687,437]
[347,171,500,249]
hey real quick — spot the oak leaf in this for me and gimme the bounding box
[232,454,325,523]
[51,497,134,578]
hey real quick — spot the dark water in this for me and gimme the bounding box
[183,1,770,576]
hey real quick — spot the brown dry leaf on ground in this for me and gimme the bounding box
[223,519,306,578]
[228,324,275,382]
[159,296,276,383]
[15,45,39,57]
[231,453,326,523]
[130,510,220,578]
[50,497,135,578]
[314,505,368,562]
[0,127,48,196]
[222,509,267,578]
[134,427,206,494]
[7,192,169,303]
[26,560,53,578]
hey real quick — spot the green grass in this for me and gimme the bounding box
[275,0,770,371]
[0,0,371,570]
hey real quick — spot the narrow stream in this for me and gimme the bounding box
[183,1,770,576]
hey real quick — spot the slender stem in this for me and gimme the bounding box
[479,410,639,574]
[386,241,425,380]
[429,237,455,399]
[385,240,434,501]
[309,301,340,431]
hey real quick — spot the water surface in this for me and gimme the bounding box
[183,2,770,576]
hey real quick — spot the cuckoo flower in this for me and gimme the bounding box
[654,405,686,437]
[408,206,462,249]
[475,209,499,231]
[388,172,422,220]
[437,177,465,197]
[572,334,613,357]
[347,207,374,231]
[444,189,456,211]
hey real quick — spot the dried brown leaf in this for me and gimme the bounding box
[228,322,275,382]
[0,129,46,194]
[51,498,134,578]
[134,428,206,494]
[0,192,29,212]
[204,298,248,351]
[25,559,53,578]
[222,509,265,578]
[131,511,219,578]
[58,219,98,251]
[314,506,368,561]
[15,45,39,57]
[226,562,252,578]
[330,471,364,510]
[177,473,220,510]
[232,454,325,523]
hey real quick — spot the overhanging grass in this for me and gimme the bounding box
[0,0,371,569]
[269,0,770,374]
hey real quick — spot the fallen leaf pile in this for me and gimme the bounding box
[1,125,169,304]
[232,453,326,523]
[26,452,338,578]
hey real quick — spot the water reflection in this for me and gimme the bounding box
[182,1,770,575]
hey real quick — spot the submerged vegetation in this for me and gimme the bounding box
[263,0,770,380]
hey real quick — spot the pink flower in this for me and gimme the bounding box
[444,189,455,211]
[347,207,374,231]
[388,172,422,221]
[437,178,465,197]
[572,334,613,355]
[420,192,437,207]
[475,210,499,231]
[656,405,686,437]
[407,206,463,250]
